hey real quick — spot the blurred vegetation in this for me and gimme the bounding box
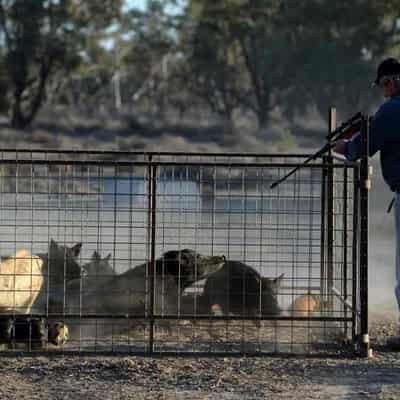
[0,0,399,138]
[276,129,296,153]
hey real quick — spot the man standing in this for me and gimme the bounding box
[335,57,400,348]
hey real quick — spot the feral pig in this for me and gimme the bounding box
[288,294,324,317]
[0,249,44,314]
[150,249,226,290]
[39,239,83,285]
[83,251,113,277]
[199,260,284,318]
[79,249,226,316]
[33,239,83,314]
[64,251,114,314]
[0,240,82,288]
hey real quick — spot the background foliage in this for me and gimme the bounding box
[0,0,399,142]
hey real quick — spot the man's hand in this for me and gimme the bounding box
[334,139,347,155]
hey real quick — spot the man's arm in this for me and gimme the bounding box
[334,105,391,161]
[333,134,362,160]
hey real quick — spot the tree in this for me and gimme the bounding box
[0,0,122,129]
[184,0,400,128]
[279,0,400,119]
[183,2,248,131]
[0,51,11,114]
[120,1,182,120]
[184,0,290,128]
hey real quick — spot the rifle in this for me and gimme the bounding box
[270,112,364,189]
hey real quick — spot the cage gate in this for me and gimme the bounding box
[0,146,368,356]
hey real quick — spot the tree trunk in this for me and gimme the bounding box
[10,63,50,130]
[11,90,29,129]
[222,116,234,136]
[256,105,269,129]
[239,36,270,129]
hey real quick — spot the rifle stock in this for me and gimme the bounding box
[326,111,363,141]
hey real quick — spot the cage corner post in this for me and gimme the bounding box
[359,114,370,357]
[147,156,157,355]
[325,106,336,311]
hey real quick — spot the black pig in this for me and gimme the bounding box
[199,260,284,318]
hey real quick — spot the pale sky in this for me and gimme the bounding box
[124,0,146,12]
[124,0,184,14]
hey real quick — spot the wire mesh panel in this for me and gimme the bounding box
[150,158,359,355]
[0,154,152,352]
[0,150,363,355]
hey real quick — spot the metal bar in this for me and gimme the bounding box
[326,108,336,312]
[211,167,216,256]
[320,160,327,301]
[328,107,337,156]
[145,156,153,353]
[0,149,314,157]
[343,167,348,333]
[0,313,353,322]
[148,160,157,355]
[325,155,334,311]
[352,166,360,342]
[359,116,370,357]
[330,286,357,314]
[0,349,356,357]
[0,159,359,168]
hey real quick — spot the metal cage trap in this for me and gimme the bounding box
[0,114,370,356]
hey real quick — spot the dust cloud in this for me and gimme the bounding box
[369,157,398,319]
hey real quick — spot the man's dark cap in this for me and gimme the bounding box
[374,57,400,85]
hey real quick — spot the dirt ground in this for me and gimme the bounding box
[0,318,398,400]
[0,348,399,399]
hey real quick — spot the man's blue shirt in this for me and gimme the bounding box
[346,94,400,191]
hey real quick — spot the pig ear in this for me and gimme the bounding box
[71,243,82,257]
[50,239,57,249]
[105,253,112,261]
[273,273,285,287]
[92,251,100,261]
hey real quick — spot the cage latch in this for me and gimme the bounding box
[363,166,373,190]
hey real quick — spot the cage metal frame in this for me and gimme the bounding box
[0,117,370,356]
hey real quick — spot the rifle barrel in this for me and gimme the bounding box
[270,112,364,190]
[270,143,334,189]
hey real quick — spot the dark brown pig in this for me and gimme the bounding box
[199,260,284,318]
